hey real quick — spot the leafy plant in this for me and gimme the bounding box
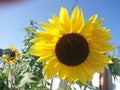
[109,56,120,79]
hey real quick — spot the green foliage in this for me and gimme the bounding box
[19,20,49,90]
[22,20,37,53]
[0,20,119,90]
[0,73,8,90]
[109,56,120,78]
[0,20,49,90]
[76,80,84,88]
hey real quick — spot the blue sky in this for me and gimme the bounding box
[0,0,120,51]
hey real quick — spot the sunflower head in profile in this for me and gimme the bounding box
[4,45,18,64]
[30,6,115,84]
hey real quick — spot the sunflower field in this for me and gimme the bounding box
[0,1,120,90]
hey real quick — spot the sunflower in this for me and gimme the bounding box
[30,6,115,84]
[4,45,18,64]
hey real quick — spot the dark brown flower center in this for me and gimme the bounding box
[55,33,89,66]
[10,51,15,58]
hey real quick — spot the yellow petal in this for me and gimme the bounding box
[81,63,93,80]
[93,18,104,28]
[43,59,59,79]
[89,43,115,53]
[77,66,87,84]
[37,53,56,62]
[80,14,98,35]
[59,7,71,33]
[71,6,84,33]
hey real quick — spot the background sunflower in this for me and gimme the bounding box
[4,46,18,64]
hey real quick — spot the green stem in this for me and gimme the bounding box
[83,85,87,90]
[50,78,53,90]
[63,80,67,90]
[6,77,9,88]
[8,60,12,88]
